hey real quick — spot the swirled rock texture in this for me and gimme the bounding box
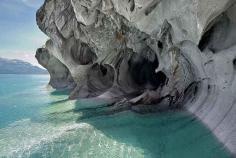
[36,0,236,155]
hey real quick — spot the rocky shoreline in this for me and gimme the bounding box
[35,0,236,156]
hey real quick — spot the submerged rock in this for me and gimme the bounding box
[36,0,236,155]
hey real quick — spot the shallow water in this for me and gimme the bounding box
[0,74,231,158]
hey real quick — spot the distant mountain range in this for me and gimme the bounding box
[0,57,48,74]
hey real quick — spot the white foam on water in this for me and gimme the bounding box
[0,119,91,158]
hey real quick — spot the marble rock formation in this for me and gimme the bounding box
[36,0,236,155]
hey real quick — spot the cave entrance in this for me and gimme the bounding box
[198,3,236,53]
[128,47,167,90]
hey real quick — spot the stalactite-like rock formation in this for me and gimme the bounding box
[36,0,236,155]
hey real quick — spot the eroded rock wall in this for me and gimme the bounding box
[36,47,76,89]
[36,0,236,155]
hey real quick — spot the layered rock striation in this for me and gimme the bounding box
[36,0,236,155]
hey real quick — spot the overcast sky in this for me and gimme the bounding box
[0,0,47,67]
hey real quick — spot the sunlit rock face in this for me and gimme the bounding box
[36,0,236,155]
[36,48,75,89]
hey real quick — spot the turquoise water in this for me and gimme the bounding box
[0,74,231,158]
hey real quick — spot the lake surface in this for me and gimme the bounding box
[0,74,231,158]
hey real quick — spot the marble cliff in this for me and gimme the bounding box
[35,0,236,155]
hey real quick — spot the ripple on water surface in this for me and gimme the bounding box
[0,75,232,158]
[0,111,231,158]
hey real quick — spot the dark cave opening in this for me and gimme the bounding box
[158,41,163,49]
[198,13,231,52]
[100,64,108,76]
[198,26,215,52]
[233,58,236,70]
[128,48,167,89]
